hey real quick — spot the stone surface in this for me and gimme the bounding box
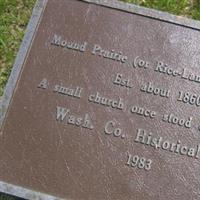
[1,0,200,199]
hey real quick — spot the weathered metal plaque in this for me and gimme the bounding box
[1,0,200,199]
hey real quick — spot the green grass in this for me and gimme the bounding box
[0,0,200,199]
[121,0,200,19]
[0,0,36,96]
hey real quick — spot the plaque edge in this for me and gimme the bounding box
[80,0,200,30]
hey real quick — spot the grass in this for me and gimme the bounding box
[0,0,36,96]
[0,0,200,199]
[121,0,200,19]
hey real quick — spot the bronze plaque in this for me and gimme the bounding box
[1,0,200,199]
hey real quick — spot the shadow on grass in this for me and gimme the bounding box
[0,193,24,200]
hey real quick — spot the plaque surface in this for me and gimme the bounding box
[1,0,200,199]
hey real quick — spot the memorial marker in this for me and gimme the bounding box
[1,0,200,199]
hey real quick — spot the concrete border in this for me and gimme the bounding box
[0,181,64,200]
[0,0,50,199]
[0,0,47,127]
[0,0,200,199]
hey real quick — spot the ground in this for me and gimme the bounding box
[0,0,200,199]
